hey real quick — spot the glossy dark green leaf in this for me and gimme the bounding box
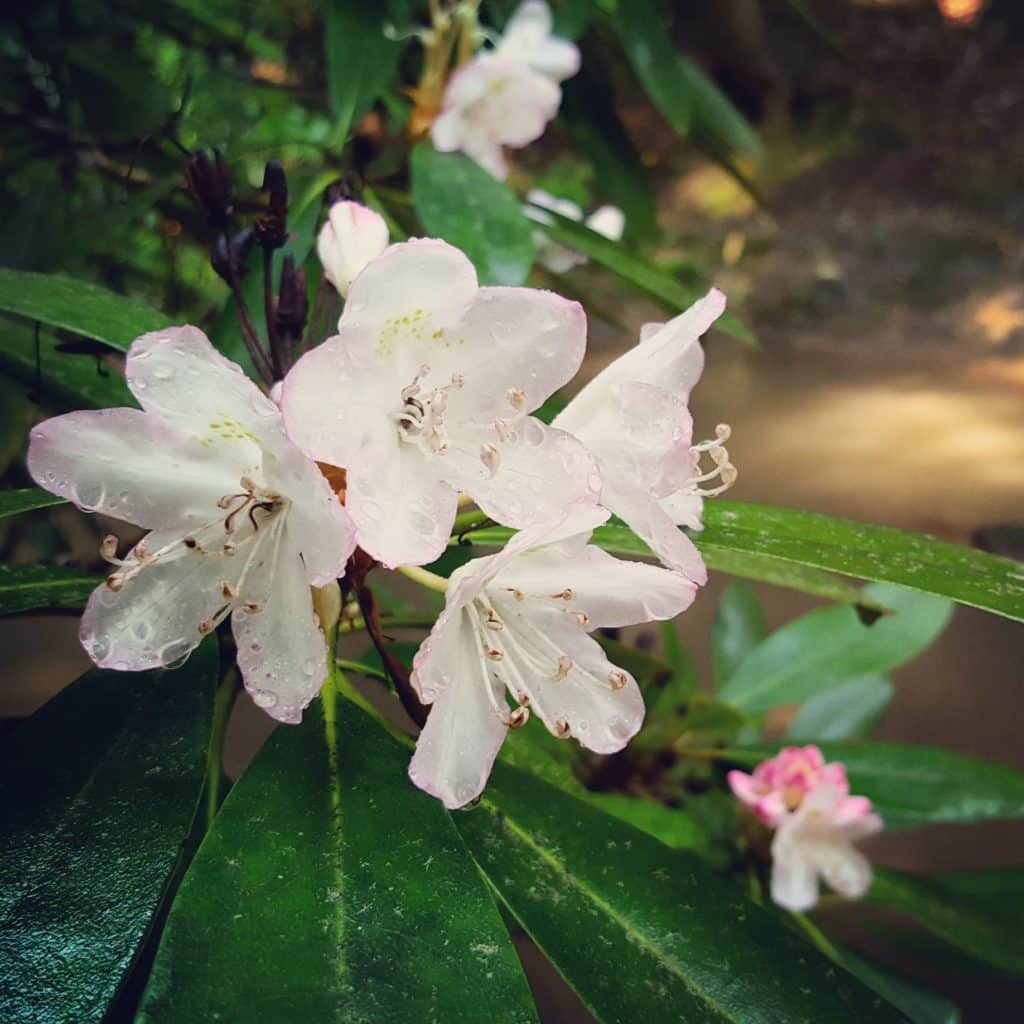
[786,675,894,741]
[719,584,951,713]
[0,376,35,475]
[0,645,216,1024]
[869,869,1024,976]
[840,949,961,1024]
[711,581,767,688]
[411,144,535,286]
[0,487,65,519]
[646,621,700,717]
[530,209,755,345]
[0,267,170,351]
[0,316,133,409]
[587,793,707,850]
[324,0,403,145]
[725,741,1024,828]
[0,562,100,615]
[699,502,1024,623]
[457,762,904,1023]
[139,696,538,1022]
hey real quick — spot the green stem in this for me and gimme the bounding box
[338,614,437,634]
[397,564,449,593]
[452,508,490,535]
[791,911,844,963]
[336,658,390,683]
[205,668,239,828]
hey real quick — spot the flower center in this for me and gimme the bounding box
[686,423,737,497]
[395,363,464,455]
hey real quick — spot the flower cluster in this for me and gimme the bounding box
[431,1,579,179]
[729,746,883,911]
[28,193,734,809]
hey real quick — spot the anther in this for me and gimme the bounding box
[573,612,590,627]
[486,648,504,662]
[198,619,216,635]
[100,534,119,559]
[106,573,125,592]
[554,655,572,681]
[506,387,526,410]
[508,705,530,729]
[506,588,524,601]
[550,588,574,601]
[183,537,198,550]
[223,542,237,556]
[555,719,571,739]
[480,443,500,477]
[220,581,238,599]
[242,601,262,613]
[609,670,628,691]
[485,610,504,631]
[451,373,464,388]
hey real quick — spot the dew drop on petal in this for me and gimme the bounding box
[159,638,193,668]
[608,717,633,743]
[251,689,278,709]
[153,364,173,381]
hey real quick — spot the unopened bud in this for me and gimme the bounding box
[317,199,389,298]
[255,160,289,251]
[183,149,233,230]
[312,580,342,634]
[211,226,257,283]
[275,254,308,343]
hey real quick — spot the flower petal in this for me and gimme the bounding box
[497,1,580,82]
[233,533,327,724]
[769,834,820,912]
[318,201,390,298]
[585,205,625,241]
[27,408,244,532]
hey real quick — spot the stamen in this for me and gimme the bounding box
[100,534,119,561]
[687,423,737,498]
[198,619,216,635]
[553,655,572,681]
[573,611,590,627]
[508,705,530,729]
[506,387,526,410]
[485,610,504,631]
[486,648,504,662]
[220,581,238,599]
[506,588,524,601]
[550,588,574,601]
[243,600,263,613]
[184,537,198,550]
[480,443,500,477]
[106,573,125,592]
[609,670,628,691]
[555,719,571,739]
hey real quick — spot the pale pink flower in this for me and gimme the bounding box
[495,1,581,83]
[770,783,883,912]
[317,199,390,298]
[408,506,697,808]
[553,290,735,584]
[526,188,626,274]
[431,54,560,180]
[281,239,599,569]
[728,744,855,827]
[27,326,355,723]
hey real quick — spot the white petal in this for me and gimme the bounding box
[586,205,625,241]
[318,201,390,297]
[526,189,584,223]
[769,835,820,912]
[27,408,245,532]
[658,489,705,532]
[490,601,644,753]
[497,1,580,82]
[496,537,697,628]
[233,532,327,724]
[817,843,874,901]
[408,610,508,809]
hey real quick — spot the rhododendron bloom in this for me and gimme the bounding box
[431,54,560,180]
[770,783,883,912]
[553,289,735,583]
[317,199,390,298]
[407,506,697,808]
[495,1,581,83]
[727,744,856,827]
[27,326,355,723]
[282,239,598,568]
[526,188,626,274]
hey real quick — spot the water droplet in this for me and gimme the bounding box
[251,689,278,709]
[522,419,545,447]
[75,481,105,511]
[153,364,173,380]
[302,659,316,676]
[159,638,193,668]
[608,716,633,743]
[89,632,112,661]
[132,619,153,641]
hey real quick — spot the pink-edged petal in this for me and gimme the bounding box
[408,617,508,809]
[280,331,393,470]
[448,420,600,531]
[443,286,586,422]
[339,239,478,381]
[347,431,459,569]
[27,408,249,531]
[318,201,390,297]
[601,481,707,584]
[491,602,644,754]
[126,325,285,446]
[658,489,704,532]
[233,534,327,724]
[497,538,696,629]
[498,1,580,82]
[769,834,820,912]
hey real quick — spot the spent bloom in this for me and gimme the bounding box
[729,746,883,912]
[526,188,626,274]
[317,199,390,298]
[554,289,736,584]
[282,238,599,569]
[408,506,696,808]
[27,327,355,723]
[494,1,581,83]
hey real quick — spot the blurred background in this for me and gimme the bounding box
[2,0,1023,1019]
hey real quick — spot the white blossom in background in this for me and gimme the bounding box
[408,506,696,808]
[282,238,600,569]
[526,188,626,274]
[554,289,736,584]
[431,55,561,180]
[494,0,581,83]
[27,327,355,723]
[317,199,390,298]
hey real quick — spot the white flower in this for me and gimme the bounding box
[770,784,883,912]
[431,54,561,180]
[317,200,390,298]
[526,188,626,274]
[407,506,697,808]
[495,1,581,83]
[281,238,600,569]
[27,326,355,724]
[553,289,735,583]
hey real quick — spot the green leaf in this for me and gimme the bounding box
[711,581,767,688]
[458,763,904,1022]
[869,869,1024,976]
[0,376,35,476]
[411,144,535,286]
[324,0,403,146]
[530,209,755,345]
[718,583,951,713]
[139,696,538,1022]
[0,487,65,519]
[647,621,700,715]
[787,675,894,741]
[724,741,1024,828]
[587,793,707,850]
[0,563,100,615]
[699,502,1024,624]
[0,316,133,409]
[839,949,960,1024]
[0,645,217,1024]
[0,267,170,351]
